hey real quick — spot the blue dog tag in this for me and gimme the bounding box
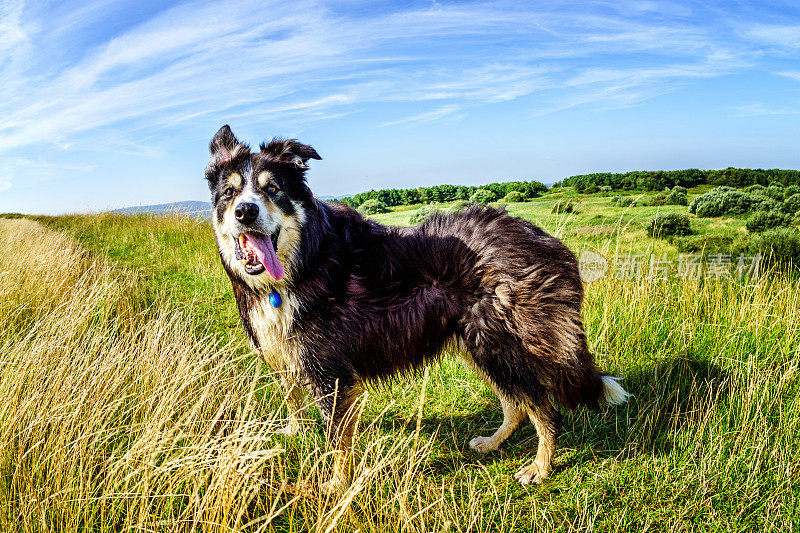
[269,290,282,308]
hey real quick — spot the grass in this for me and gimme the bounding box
[0,199,798,531]
[373,188,751,258]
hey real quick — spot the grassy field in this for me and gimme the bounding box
[0,193,798,531]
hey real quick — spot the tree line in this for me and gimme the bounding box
[560,168,800,192]
[337,168,800,209]
[338,181,549,208]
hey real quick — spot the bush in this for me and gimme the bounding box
[750,227,800,268]
[781,193,800,215]
[649,192,668,206]
[447,200,471,214]
[752,197,781,212]
[746,210,792,233]
[599,185,613,193]
[785,185,800,198]
[765,185,785,201]
[469,189,497,204]
[672,185,688,195]
[744,184,765,195]
[672,234,734,253]
[615,196,638,207]
[688,186,755,217]
[664,190,688,206]
[646,213,692,238]
[357,199,389,215]
[552,199,578,214]
[502,191,526,203]
[409,204,439,224]
[583,184,599,194]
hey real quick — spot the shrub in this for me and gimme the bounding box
[671,185,688,195]
[599,185,613,193]
[766,185,785,201]
[744,184,765,195]
[649,192,668,206]
[752,197,781,212]
[552,199,578,214]
[447,200,471,214]
[583,184,599,194]
[665,190,688,206]
[781,193,800,215]
[746,210,792,233]
[646,213,692,238]
[502,191,526,203]
[615,196,638,207]
[750,227,800,268]
[688,186,754,217]
[357,199,388,215]
[672,234,734,253]
[409,204,439,224]
[469,189,497,204]
[785,185,800,198]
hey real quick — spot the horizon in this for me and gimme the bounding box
[2,0,800,215]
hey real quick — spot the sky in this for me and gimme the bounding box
[1,0,799,214]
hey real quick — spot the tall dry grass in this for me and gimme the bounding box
[1,215,799,531]
[0,219,492,532]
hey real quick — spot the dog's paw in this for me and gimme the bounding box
[513,464,549,485]
[275,420,304,436]
[469,435,498,453]
[320,478,346,496]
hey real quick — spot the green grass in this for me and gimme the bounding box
[371,189,751,258]
[1,196,798,531]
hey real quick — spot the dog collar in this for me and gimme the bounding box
[269,289,282,308]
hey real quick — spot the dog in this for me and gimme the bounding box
[204,125,629,491]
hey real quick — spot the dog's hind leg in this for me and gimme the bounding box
[469,390,526,453]
[514,399,561,485]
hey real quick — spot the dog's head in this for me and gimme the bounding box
[205,125,321,289]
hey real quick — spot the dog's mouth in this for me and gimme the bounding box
[233,231,284,280]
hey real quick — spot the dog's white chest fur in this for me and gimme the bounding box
[247,292,303,376]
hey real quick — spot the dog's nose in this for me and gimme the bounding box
[234,202,259,224]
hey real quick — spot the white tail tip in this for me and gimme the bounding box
[601,375,630,406]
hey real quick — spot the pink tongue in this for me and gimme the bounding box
[245,232,285,280]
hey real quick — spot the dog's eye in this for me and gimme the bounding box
[223,187,235,198]
[266,184,278,194]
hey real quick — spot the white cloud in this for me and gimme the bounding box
[733,102,800,117]
[744,24,800,48]
[380,104,462,127]
[776,70,800,82]
[0,0,782,156]
[0,180,11,193]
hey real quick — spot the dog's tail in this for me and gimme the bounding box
[600,375,630,406]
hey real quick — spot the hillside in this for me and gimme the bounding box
[111,200,212,217]
[0,190,797,531]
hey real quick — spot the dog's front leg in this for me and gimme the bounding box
[313,377,363,494]
[277,373,308,436]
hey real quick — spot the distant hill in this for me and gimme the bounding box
[112,196,340,218]
[111,201,212,218]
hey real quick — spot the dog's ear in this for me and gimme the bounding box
[209,125,247,167]
[260,139,322,170]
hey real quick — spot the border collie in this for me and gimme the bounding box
[205,125,629,491]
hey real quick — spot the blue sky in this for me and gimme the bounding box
[1,0,799,214]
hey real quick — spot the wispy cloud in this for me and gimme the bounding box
[0,0,769,155]
[744,24,800,49]
[733,102,800,117]
[380,104,462,127]
[2,0,800,213]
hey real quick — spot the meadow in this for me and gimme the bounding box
[0,190,798,531]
